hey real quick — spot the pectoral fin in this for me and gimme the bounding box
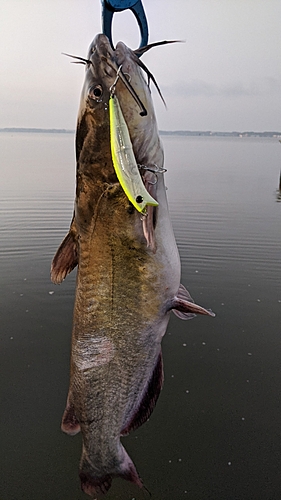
[172,284,215,319]
[141,171,158,253]
[51,216,78,284]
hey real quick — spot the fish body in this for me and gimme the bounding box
[51,34,214,497]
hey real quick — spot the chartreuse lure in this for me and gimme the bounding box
[109,93,158,213]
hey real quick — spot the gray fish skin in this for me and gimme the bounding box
[51,34,214,497]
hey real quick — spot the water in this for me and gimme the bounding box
[0,132,280,500]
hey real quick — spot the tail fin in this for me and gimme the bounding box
[79,445,142,496]
[79,471,112,497]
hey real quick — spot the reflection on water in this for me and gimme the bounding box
[276,171,281,201]
[0,133,280,499]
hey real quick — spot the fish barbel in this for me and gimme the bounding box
[51,34,214,497]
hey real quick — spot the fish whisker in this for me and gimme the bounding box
[62,53,93,66]
[101,56,147,116]
[133,40,185,107]
[133,54,166,108]
[134,39,184,57]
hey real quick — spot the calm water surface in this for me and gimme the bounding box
[0,132,280,499]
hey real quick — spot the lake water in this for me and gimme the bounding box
[0,132,280,500]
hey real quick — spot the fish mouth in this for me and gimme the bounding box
[68,34,174,112]
[88,33,116,79]
[69,34,160,118]
[88,35,148,116]
[88,34,114,62]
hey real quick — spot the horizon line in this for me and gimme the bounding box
[0,127,281,137]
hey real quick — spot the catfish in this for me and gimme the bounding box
[51,34,214,497]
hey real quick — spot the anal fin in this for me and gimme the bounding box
[121,350,163,436]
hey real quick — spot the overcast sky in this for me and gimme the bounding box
[1,0,281,131]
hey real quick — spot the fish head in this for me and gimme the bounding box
[75,34,164,230]
[75,34,118,167]
[77,34,115,124]
[79,34,163,168]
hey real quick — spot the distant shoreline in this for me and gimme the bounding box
[0,127,74,134]
[0,127,281,138]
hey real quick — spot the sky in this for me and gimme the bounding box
[1,0,281,132]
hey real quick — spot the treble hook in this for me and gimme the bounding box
[109,65,123,96]
[101,0,149,53]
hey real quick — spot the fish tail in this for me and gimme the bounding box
[79,445,142,496]
[79,470,112,497]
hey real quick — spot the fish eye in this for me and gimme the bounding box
[88,85,103,101]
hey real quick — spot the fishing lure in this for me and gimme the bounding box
[109,92,158,213]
